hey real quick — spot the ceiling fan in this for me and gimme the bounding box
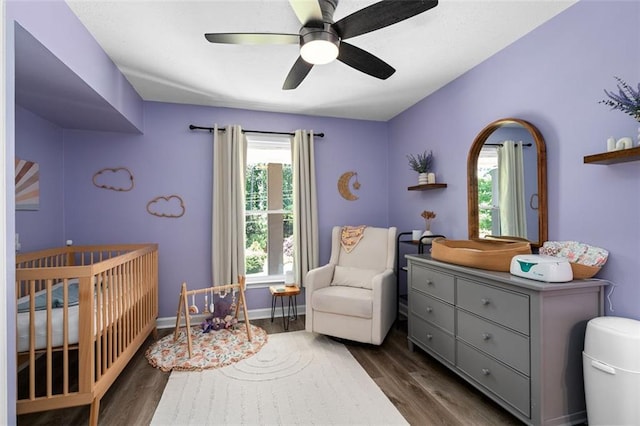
[204,0,438,90]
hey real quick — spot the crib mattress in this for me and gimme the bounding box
[17,281,80,352]
[17,279,121,352]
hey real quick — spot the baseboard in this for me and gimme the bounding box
[156,304,306,329]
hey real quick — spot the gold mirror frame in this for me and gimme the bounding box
[467,118,548,248]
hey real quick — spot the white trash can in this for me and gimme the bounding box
[583,316,640,426]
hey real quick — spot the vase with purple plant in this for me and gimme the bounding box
[600,76,640,145]
[407,151,433,185]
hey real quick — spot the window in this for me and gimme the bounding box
[245,134,293,284]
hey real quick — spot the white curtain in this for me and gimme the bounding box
[292,130,319,285]
[212,125,247,286]
[498,141,527,238]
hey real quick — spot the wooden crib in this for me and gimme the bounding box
[15,243,158,425]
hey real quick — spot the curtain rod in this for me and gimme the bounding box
[189,125,324,138]
[485,143,532,147]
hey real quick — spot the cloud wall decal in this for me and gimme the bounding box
[92,167,134,192]
[146,195,186,218]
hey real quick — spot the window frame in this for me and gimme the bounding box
[244,134,293,287]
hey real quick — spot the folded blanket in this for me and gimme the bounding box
[17,280,79,313]
[539,241,608,267]
[341,225,367,253]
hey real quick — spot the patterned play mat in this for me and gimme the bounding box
[146,324,268,372]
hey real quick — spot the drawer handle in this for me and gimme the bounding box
[481,298,491,305]
[426,280,433,286]
[481,368,491,376]
[482,333,492,340]
[426,333,433,340]
[426,306,433,313]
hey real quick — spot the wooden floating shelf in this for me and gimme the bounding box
[407,183,448,191]
[584,146,640,165]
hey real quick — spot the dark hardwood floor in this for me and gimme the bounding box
[17,316,522,425]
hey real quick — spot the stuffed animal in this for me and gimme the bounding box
[200,291,238,332]
[201,313,238,332]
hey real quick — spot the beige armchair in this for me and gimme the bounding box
[305,226,397,345]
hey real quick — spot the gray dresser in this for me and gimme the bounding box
[406,254,606,426]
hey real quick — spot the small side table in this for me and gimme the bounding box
[269,285,300,331]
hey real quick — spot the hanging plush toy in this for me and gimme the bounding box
[201,288,237,332]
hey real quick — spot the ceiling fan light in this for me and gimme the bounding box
[301,39,339,64]
[299,25,340,65]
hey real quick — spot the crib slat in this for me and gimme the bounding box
[96,273,103,381]
[46,279,53,397]
[102,271,107,373]
[108,270,115,367]
[117,264,123,357]
[106,270,111,363]
[129,257,134,344]
[78,274,95,395]
[133,258,139,336]
[133,257,138,337]
[29,280,36,401]
[63,279,69,395]
[129,260,135,339]
[114,267,119,361]
[114,266,120,357]
[105,271,111,369]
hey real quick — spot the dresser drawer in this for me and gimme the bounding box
[410,316,455,364]
[410,291,454,333]
[456,278,529,335]
[457,341,531,417]
[457,310,530,375]
[410,264,454,303]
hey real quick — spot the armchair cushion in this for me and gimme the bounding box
[311,286,373,319]
[330,265,380,290]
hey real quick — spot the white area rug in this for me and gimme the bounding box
[151,331,408,425]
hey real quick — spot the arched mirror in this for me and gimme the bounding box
[467,118,547,248]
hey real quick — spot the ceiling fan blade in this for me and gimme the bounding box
[204,33,299,45]
[288,0,324,25]
[337,42,395,80]
[283,57,314,90]
[334,0,438,40]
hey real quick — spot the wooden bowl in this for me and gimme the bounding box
[431,238,532,272]
[570,263,601,279]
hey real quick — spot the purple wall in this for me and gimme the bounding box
[14,106,65,251]
[7,0,143,132]
[63,101,389,317]
[389,1,640,320]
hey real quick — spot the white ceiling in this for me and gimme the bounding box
[65,0,577,122]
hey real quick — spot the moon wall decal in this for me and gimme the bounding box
[338,171,360,201]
